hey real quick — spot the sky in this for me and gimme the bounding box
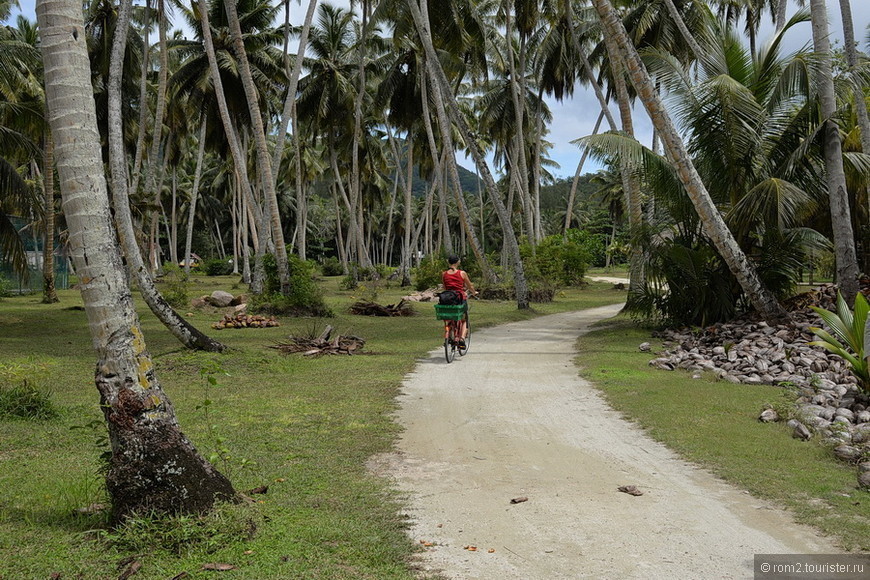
[10,0,870,179]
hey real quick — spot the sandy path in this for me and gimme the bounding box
[379,304,841,579]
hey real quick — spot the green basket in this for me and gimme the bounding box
[434,304,466,320]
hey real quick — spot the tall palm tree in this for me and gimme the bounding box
[107,0,225,351]
[37,0,235,521]
[590,0,787,321]
[407,0,530,309]
[810,0,859,303]
[223,0,291,294]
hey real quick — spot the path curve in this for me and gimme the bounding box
[378,304,840,579]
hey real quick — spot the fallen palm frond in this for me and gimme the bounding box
[270,325,365,357]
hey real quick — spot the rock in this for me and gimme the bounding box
[833,445,862,463]
[787,420,812,441]
[860,470,870,490]
[759,408,779,423]
[858,411,870,424]
[229,293,248,306]
[190,297,209,309]
[835,408,856,423]
[639,342,651,352]
[852,424,870,444]
[207,290,235,307]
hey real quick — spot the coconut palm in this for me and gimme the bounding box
[590,0,786,321]
[810,0,859,303]
[37,0,235,521]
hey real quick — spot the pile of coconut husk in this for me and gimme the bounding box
[645,282,870,488]
[349,299,415,317]
[211,313,279,330]
[270,325,365,357]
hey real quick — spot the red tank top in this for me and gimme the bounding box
[442,269,466,300]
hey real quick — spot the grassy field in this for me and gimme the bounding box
[576,317,870,552]
[0,275,624,579]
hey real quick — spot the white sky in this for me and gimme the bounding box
[11,0,870,178]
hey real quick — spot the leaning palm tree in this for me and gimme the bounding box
[107,0,225,352]
[590,0,786,322]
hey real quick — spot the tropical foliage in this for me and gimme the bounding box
[1,0,868,318]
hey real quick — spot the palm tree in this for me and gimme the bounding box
[107,0,224,352]
[223,0,291,293]
[590,0,786,321]
[407,0,530,309]
[37,0,235,521]
[809,0,859,303]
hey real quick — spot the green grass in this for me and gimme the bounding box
[0,275,623,579]
[576,317,870,552]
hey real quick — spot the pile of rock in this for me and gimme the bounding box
[645,283,870,488]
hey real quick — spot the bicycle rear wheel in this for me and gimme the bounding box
[444,325,456,363]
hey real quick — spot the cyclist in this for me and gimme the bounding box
[442,255,477,347]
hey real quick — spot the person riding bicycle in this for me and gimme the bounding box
[442,255,477,347]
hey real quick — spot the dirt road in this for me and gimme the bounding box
[379,304,840,579]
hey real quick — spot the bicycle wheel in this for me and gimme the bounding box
[458,313,470,356]
[444,324,456,363]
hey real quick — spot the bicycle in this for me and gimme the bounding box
[434,302,471,363]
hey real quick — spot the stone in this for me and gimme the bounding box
[207,290,235,307]
[787,420,812,441]
[835,408,856,423]
[639,342,651,352]
[858,411,870,424]
[833,445,862,462]
[759,409,778,423]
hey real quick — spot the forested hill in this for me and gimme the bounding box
[409,163,601,205]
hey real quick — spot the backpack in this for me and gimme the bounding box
[438,290,462,305]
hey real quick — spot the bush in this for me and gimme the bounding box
[251,253,332,317]
[159,263,191,308]
[412,254,446,291]
[0,273,12,298]
[0,381,59,420]
[203,258,234,276]
[522,233,591,287]
[320,256,343,277]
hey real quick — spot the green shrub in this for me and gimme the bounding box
[251,253,332,317]
[203,257,234,276]
[0,381,60,420]
[0,272,13,297]
[320,256,344,276]
[159,263,190,308]
[412,254,446,291]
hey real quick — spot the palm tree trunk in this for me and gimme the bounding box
[565,111,603,235]
[661,0,704,62]
[810,0,859,303]
[591,0,787,322]
[184,119,207,276]
[41,125,59,303]
[407,0,528,307]
[129,0,150,196]
[224,0,290,294]
[196,0,264,290]
[37,0,235,521]
[107,0,224,352]
[838,0,870,156]
[601,20,645,294]
[271,0,317,186]
[504,3,535,244]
